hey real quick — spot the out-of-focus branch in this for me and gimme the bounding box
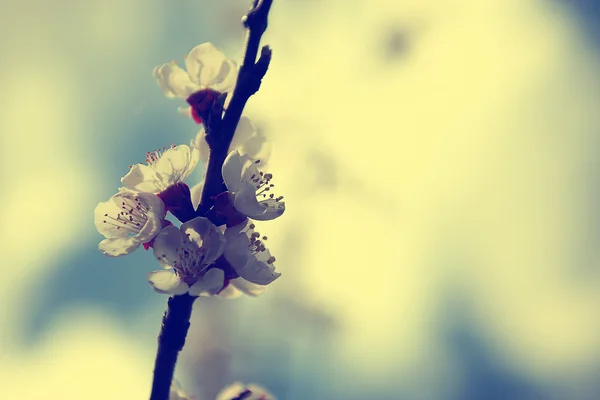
[196,0,274,218]
[149,293,197,400]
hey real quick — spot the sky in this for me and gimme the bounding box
[1,0,600,399]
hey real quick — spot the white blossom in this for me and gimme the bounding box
[94,189,165,257]
[223,219,281,287]
[154,42,237,120]
[216,382,275,400]
[221,150,285,221]
[121,144,199,194]
[148,217,226,296]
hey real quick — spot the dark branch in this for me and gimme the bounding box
[149,293,197,400]
[196,0,274,217]
[149,3,276,398]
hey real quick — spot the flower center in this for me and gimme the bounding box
[102,196,149,234]
[247,223,276,265]
[249,161,284,205]
[171,237,209,285]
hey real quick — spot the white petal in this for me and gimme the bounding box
[99,237,141,257]
[234,256,280,286]
[190,181,204,211]
[222,150,243,193]
[192,127,210,163]
[229,116,255,149]
[181,217,225,264]
[138,191,166,215]
[135,193,166,243]
[240,157,259,183]
[153,62,199,99]
[147,269,189,295]
[154,145,193,184]
[183,144,200,181]
[94,198,124,238]
[188,268,225,296]
[229,278,267,297]
[216,282,243,299]
[251,199,285,221]
[121,164,164,193]
[234,181,268,219]
[240,133,271,162]
[209,58,237,93]
[153,226,184,268]
[223,228,250,269]
[185,43,236,90]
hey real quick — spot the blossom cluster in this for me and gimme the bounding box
[94,43,284,298]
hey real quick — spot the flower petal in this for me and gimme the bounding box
[99,237,141,257]
[216,282,243,299]
[184,144,200,182]
[191,127,210,163]
[185,43,236,91]
[188,268,225,296]
[181,217,226,264]
[121,164,164,193]
[222,150,243,193]
[154,145,193,184]
[240,158,259,183]
[252,199,285,221]
[190,181,204,211]
[223,228,250,269]
[153,61,199,99]
[152,226,184,268]
[134,193,166,243]
[209,58,237,93]
[229,278,267,297]
[234,256,281,285]
[147,269,189,295]
[234,181,268,219]
[94,198,124,238]
[230,117,256,148]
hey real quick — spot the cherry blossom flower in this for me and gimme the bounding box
[221,150,285,221]
[147,217,227,296]
[223,220,281,287]
[154,42,237,124]
[94,189,166,257]
[121,143,199,194]
[216,382,275,400]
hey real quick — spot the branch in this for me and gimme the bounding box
[196,0,274,217]
[149,293,197,400]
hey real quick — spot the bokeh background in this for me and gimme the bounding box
[2,0,600,398]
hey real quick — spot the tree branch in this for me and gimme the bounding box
[150,293,197,400]
[149,3,276,399]
[196,0,274,217]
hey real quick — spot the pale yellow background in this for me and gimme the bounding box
[1,0,600,399]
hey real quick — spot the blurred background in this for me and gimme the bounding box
[1,0,600,398]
